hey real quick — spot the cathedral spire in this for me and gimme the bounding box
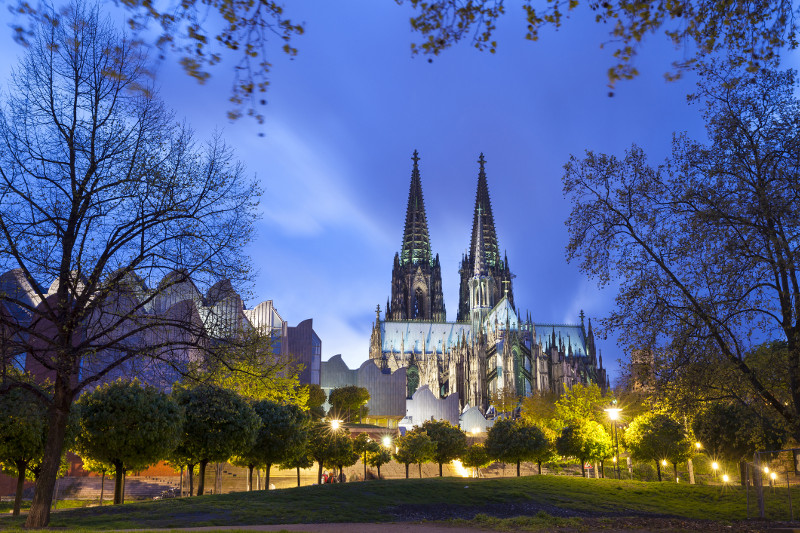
[401,150,432,266]
[472,205,488,277]
[468,153,500,269]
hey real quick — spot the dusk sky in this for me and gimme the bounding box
[4,2,789,382]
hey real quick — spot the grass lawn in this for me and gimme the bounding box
[0,475,792,530]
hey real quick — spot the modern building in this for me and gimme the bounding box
[369,151,608,414]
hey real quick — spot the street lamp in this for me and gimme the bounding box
[604,404,622,480]
[382,435,392,448]
[330,419,341,431]
[711,461,719,481]
[722,474,730,483]
[695,442,702,451]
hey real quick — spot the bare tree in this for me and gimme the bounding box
[563,63,800,440]
[0,4,259,527]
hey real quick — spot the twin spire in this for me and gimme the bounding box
[400,150,501,276]
[400,150,433,266]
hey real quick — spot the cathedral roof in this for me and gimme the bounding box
[467,153,500,270]
[381,320,472,355]
[534,324,589,357]
[400,150,433,266]
[484,295,518,331]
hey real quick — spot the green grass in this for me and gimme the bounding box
[0,475,791,530]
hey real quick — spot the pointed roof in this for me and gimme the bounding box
[472,206,487,277]
[401,150,433,266]
[467,153,500,270]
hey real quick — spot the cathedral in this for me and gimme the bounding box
[369,151,608,413]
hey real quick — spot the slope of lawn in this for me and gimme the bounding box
[0,475,790,530]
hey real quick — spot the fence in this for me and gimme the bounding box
[743,449,800,521]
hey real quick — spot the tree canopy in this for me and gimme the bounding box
[74,379,183,504]
[564,64,800,442]
[624,413,693,481]
[0,4,259,526]
[10,0,794,122]
[556,421,612,477]
[692,402,787,463]
[172,384,261,495]
[328,386,370,423]
[421,419,467,477]
[0,385,48,515]
[394,429,435,479]
[241,400,308,489]
[486,418,548,476]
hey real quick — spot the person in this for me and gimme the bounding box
[321,471,328,484]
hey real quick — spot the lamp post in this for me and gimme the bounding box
[712,461,719,481]
[604,405,622,480]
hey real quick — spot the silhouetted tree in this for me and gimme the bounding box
[0,4,259,526]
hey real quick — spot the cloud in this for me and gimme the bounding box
[246,121,389,245]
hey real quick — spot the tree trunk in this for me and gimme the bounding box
[113,460,124,505]
[197,459,208,495]
[439,462,443,477]
[215,462,222,495]
[317,461,323,484]
[594,461,600,479]
[247,465,254,491]
[418,463,422,478]
[121,469,126,503]
[688,458,695,484]
[100,470,105,505]
[296,466,301,487]
[363,452,367,480]
[377,464,381,479]
[673,462,678,482]
[179,466,183,498]
[655,461,662,482]
[600,460,605,478]
[405,463,409,479]
[580,459,586,477]
[13,460,26,516]
[265,464,272,489]
[517,460,521,477]
[188,463,195,496]
[338,465,344,483]
[25,398,70,528]
[537,460,542,475]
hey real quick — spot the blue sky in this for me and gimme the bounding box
[1,1,746,382]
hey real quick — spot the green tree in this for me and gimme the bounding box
[308,422,357,484]
[307,384,328,419]
[195,328,307,406]
[366,446,392,479]
[624,413,693,482]
[353,433,379,481]
[172,384,261,495]
[328,386,370,423]
[394,429,435,479]
[692,402,787,464]
[486,418,548,477]
[520,391,560,431]
[0,5,259,526]
[461,443,492,477]
[10,0,790,121]
[564,64,800,444]
[74,380,183,504]
[532,426,560,475]
[554,383,606,428]
[80,457,111,505]
[556,421,612,477]
[398,1,793,88]
[421,419,467,477]
[490,389,520,418]
[0,387,47,516]
[245,401,309,489]
[279,450,314,488]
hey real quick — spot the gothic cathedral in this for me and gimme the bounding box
[369,151,608,413]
